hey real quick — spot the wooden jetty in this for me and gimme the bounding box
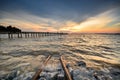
[0,32,68,39]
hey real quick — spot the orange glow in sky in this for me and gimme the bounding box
[0,9,120,33]
[60,10,120,33]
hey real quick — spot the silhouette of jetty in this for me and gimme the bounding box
[0,25,68,39]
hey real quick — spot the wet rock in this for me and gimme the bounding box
[77,61,86,67]
[23,72,34,80]
[72,68,95,80]
[72,68,113,80]
[111,71,120,76]
[6,70,18,80]
[39,77,46,80]
[109,68,120,80]
[66,64,73,76]
[2,63,119,80]
[13,74,24,80]
[0,74,7,80]
[13,72,35,80]
[57,68,62,72]
[39,71,58,80]
[110,69,120,76]
[57,73,64,80]
[93,71,112,80]
[66,64,71,68]
[39,65,65,80]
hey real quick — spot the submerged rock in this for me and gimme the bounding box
[72,68,95,80]
[39,77,46,80]
[1,61,120,80]
[39,71,58,80]
[72,68,113,80]
[110,68,120,76]
[5,70,18,80]
[109,68,120,80]
[77,61,86,67]
[93,71,112,80]
[66,64,73,72]
[13,72,35,80]
[57,73,64,80]
[39,68,65,80]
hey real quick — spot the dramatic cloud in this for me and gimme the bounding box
[60,9,120,33]
[0,11,61,32]
[0,0,120,33]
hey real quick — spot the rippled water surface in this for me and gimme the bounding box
[0,33,120,79]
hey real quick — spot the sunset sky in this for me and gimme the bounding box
[0,0,120,33]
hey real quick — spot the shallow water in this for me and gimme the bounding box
[0,33,120,79]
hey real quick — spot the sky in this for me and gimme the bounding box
[0,0,120,33]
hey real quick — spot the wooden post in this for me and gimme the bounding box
[11,33,13,39]
[45,32,47,36]
[32,55,51,80]
[31,33,33,37]
[25,32,27,38]
[41,33,43,36]
[33,33,34,38]
[17,33,20,38]
[20,33,22,38]
[35,33,37,38]
[60,56,72,80]
[27,33,29,38]
[38,33,40,37]
[8,33,10,38]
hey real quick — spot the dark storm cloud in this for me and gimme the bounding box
[0,0,120,21]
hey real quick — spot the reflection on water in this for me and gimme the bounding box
[0,33,120,79]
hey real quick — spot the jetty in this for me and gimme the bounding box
[0,32,68,39]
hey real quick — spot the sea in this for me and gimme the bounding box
[0,33,120,80]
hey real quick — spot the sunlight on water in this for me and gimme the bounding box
[0,33,120,79]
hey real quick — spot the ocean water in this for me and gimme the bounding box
[0,33,120,79]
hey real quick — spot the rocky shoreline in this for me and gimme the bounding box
[1,61,120,80]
